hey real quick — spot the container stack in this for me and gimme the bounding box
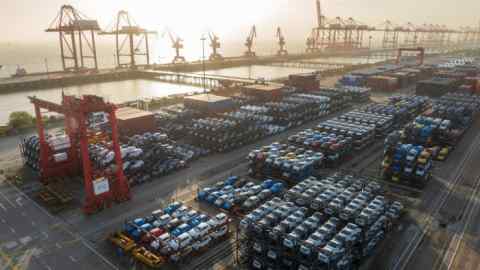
[287,129,353,167]
[184,94,235,113]
[188,117,266,152]
[416,77,460,97]
[316,119,376,151]
[197,176,285,214]
[336,86,371,103]
[247,143,325,184]
[361,95,430,125]
[366,75,399,92]
[19,135,41,172]
[116,107,157,137]
[289,73,321,91]
[381,143,433,188]
[19,134,72,172]
[430,93,480,127]
[89,132,206,186]
[337,74,365,87]
[338,110,394,137]
[239,173,404,270]
[109,201,231,268]
[311,89,349,112]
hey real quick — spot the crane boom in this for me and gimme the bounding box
[316,0,323,27]
[244,25,257,57]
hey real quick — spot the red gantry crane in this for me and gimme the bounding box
[276,27,288,56]
[29,94,131,214]
[163,29,186,64]
[100,10,157,68]
[208,32,223,61]
[396,47,425,65]
[244,25,257,57]
[46,5,100,72]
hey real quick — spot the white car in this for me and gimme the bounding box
[208,213,228,228]
[192,236,212,251]
[211,225,228,239]
[189,222,210,239]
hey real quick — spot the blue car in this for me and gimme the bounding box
[171,223,192,237]
[163,202,182,215]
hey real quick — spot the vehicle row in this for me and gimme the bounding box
[197,176,285,214]
[239,174,404,270]
[109,201,231,268]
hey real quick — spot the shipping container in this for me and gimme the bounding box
[109,201,231,267]
[239,173,404,270]
[117,107,157,137]
[416,77,460,97]
[184,94,235,112]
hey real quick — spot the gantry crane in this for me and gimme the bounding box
[276,27,288,56]
[402,22,420,48]
[306,29,317,53]
[163,30,186,64]
[244,25,257,57]
[29,94,131,214]
[46,5,100,72]
[208,32,223,61]
[396,47,425,65]
[100,10,157,68]
[380,20,401,49]
[306,0,325,53]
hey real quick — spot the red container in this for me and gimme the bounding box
[116,107,157,136]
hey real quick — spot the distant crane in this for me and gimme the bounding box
[163,30,186,64]
[99,10,157,69]
[208,32,223,61]
[276,27,288,56]
[244,25,257,57]
[46,5,100,72]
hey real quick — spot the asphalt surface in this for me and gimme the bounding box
[0,177,116,270]
[360,117,480,270]
[0,53,473,270]
[0,104,354,270]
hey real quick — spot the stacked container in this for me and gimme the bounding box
[287,129,353,167]
[197,176,285,214]
[247,143,324,183]
[239,173,404,270]
[109,201,231,267]
[188,117,266,152]
[381,143,433,188]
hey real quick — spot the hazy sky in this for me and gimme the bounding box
[2,0,480,43]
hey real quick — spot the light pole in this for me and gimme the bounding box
[44,58,49,78]
[368,36,373,62]
[201,35,207,93]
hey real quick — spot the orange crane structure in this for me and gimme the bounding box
[29,94,131,214]
[46,5,100,72]
[100,10,157,68]
[244,25,257,57]
[163,30,186,64]
[208,32,223,61]
[276,27,288,56]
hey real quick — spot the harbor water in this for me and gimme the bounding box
[0,80,203,125]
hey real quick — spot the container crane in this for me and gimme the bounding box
[163,30,186,64]
[276,27,288,56]
[46,5,100,72]
[306,29,317,53]
[380,20,400,49]
[99,10,157,69]
[244,25,257,57]
[29,95,131,214]
[208,32,223,61]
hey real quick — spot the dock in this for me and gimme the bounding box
[0,49,395,93]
